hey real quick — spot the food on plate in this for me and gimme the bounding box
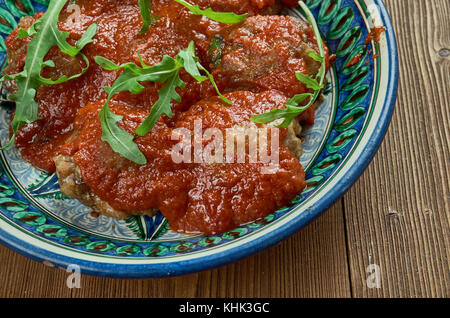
[55,91,306,234]
[210,15,325,95]
[1,0,331,234]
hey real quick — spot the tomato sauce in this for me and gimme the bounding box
[62,91,305,234]
[364,25,386,45]
[5,0,231,171]
[4,0,315,171]
[3,0,327,234]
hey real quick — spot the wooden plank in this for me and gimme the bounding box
[343,0,449,297]
[0,202,350,297]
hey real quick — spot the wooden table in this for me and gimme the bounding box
[0,0,448,298]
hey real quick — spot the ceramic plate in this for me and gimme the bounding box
[0,0,398,277]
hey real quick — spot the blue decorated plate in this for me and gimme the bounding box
[0,0,398,278]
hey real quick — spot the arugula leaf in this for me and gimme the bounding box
[250,1,326,127]
[295,72,323,90]
[174,0,248,24]
[99,104,147,165]
[135,71,185,136]
[96,55,178,165]
[286,93,313,109]
[75,24,98,50]
[306,50,323,62]
[177,41,230,104]
[252,91,313,128]
[96,41,229,163]
[0,0,97,149]
[177,41,206,82]
[138,0,157,34]
[95,54,182,104]
[94,56,125,71]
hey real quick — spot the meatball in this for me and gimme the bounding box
[56,91,306,234]
[2,0,214,171]
[54,154,158,219]
[209,15,326,97]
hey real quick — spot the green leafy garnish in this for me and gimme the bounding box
[134,67,185,137]
[208,35,224,66]
[138,0,158,34]
[295,72,324,91]
[174,0,248,24]
[96,41,230,164]
[0,0,98,149]
[250,0,326,128]
[99,103,147,165]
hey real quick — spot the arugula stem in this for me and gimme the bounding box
[174,0,248,23]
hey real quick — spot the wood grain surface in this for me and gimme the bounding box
[0,0,448,298]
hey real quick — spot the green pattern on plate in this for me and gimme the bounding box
[328,6,354,40]
[340,84,370,110]
[13,211,46,226]
[334,107,365,131]
[335,26,362,57]
[311,154,342,175]
[340,44,368,75]
[63,235,91,246]
[326,129,358,153]
[303,175,325,194]
[36,224,67,238]
[4,0,34,18]
[86,241,116,253]
[170,242,196,253]
[116,245,141,256]
[318,0,342,25]
[143,244,169,257]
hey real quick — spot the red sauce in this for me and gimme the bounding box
[3,0,328,234]
[4,0,324,171]
[364,25,385,45]
[211,15,330,98]
[62,91,305,234]
[6,0,233,171]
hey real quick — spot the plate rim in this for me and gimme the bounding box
[0,0,398,278]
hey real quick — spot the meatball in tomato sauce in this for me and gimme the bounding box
[56,91,306,234]
[209,15,328,97]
